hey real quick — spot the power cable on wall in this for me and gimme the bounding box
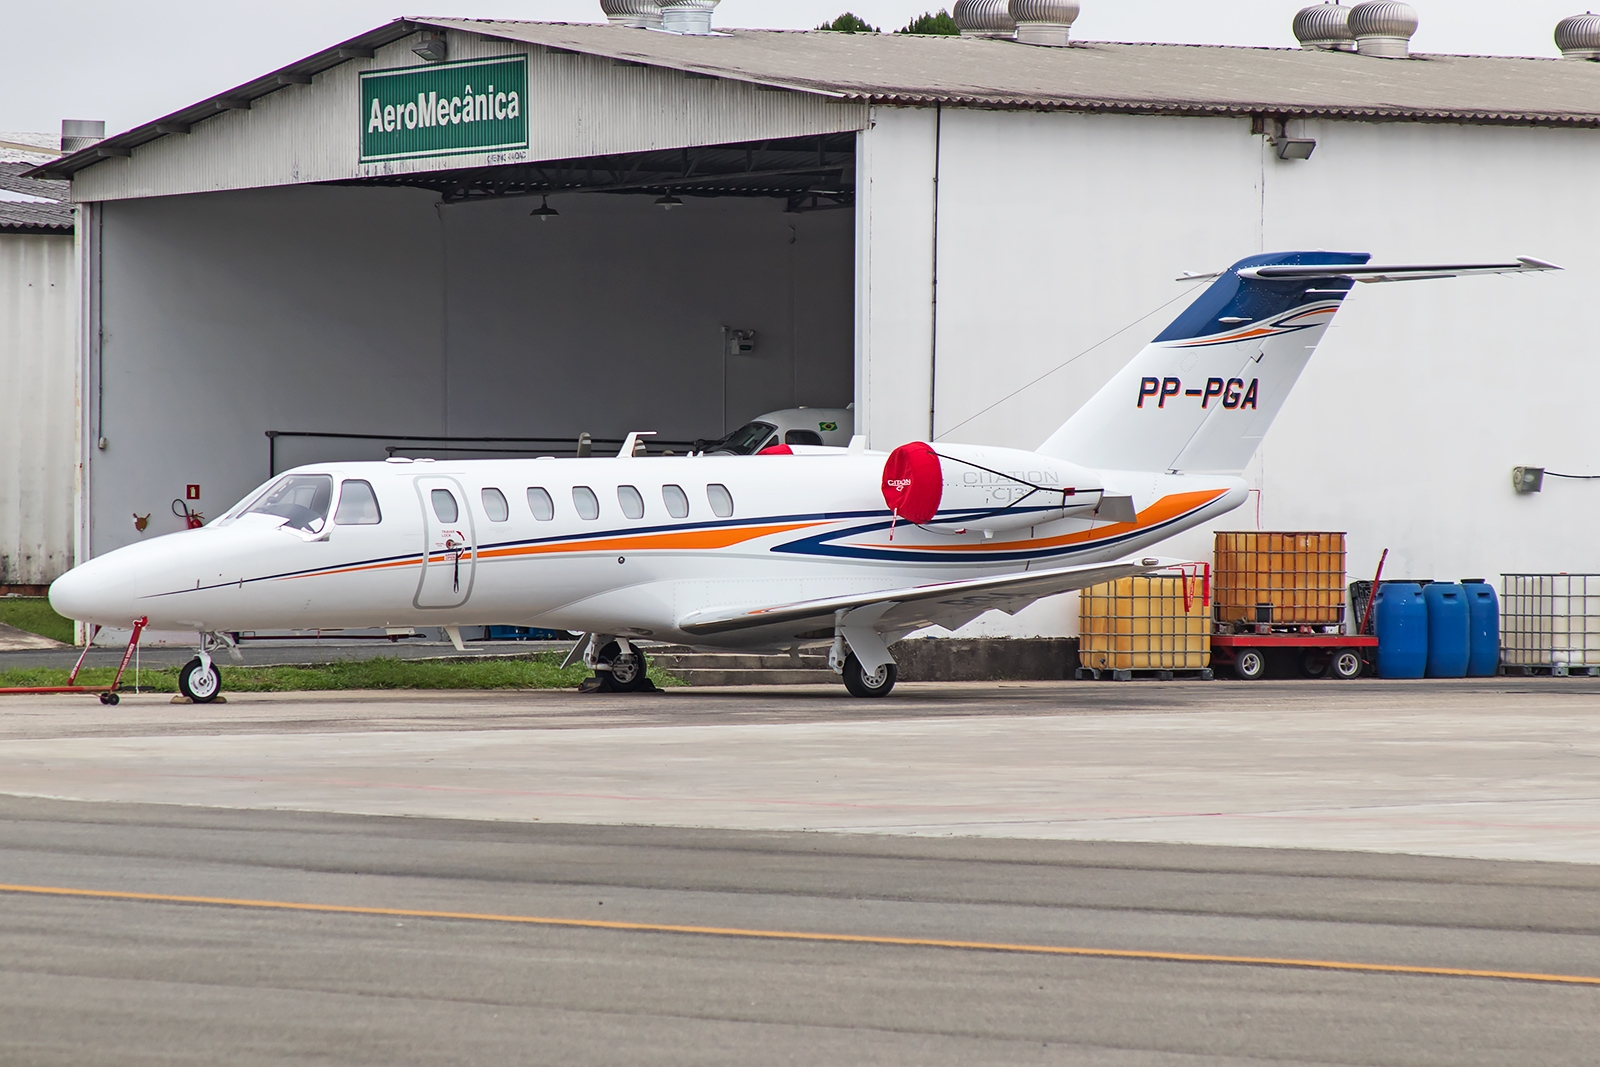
[933,281,1209,442]
[1544,471,1600,480]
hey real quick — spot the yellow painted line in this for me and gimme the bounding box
[3,883,1598,987]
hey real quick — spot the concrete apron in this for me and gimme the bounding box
[1,681,1598,866]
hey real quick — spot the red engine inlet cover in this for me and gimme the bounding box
[881,441,943,524]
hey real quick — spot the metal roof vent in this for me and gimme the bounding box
[953,0,1016,38]
[601,0,663,28]
[1293,3,1355,51]
[659,0,718,34]
[1349,1,1418,57]
[1556,12,1600,59]
[60,119,105,154]
[1009,0,1079,46]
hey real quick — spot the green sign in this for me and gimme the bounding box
[360,56,528,164]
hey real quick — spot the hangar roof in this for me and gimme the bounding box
[31,16,1600,183]
[0,163,72,234]
[431,18,1600,125]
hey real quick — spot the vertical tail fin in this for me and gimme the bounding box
[1037,251,1369,474]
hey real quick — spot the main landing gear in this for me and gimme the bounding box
[828,626,899,698]
[841,653,898,698]
[572,635,656,693]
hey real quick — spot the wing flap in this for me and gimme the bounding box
[677,556,1173,637]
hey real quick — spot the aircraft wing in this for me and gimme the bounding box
[677,556,1174,638]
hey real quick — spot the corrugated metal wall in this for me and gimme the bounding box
[72,33,868,203]
[0,233,76,585]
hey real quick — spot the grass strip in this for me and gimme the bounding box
[0,598,74,644]
[0,653,685,693]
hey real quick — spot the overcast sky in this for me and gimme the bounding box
[1,1,1584,136]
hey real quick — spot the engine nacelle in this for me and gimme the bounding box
[881,442,1106,534]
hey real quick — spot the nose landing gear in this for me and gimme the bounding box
[178,655,222,703]
[177,633,236,703]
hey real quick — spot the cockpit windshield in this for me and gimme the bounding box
[242,474,334,533]
[713,421,778,455]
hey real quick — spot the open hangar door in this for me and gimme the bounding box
[88,134,855,555]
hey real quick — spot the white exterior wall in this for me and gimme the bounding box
[854,107,939,450]
[858,106,1600,635]
[0,232,76,586]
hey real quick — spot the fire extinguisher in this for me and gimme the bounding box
[172,499,206,529]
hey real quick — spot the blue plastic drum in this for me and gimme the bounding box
[1424,583,1470,678]
[1375,583,1427,679]
[1462,582,1500,677]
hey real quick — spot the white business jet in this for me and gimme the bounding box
[50,252,1556,701]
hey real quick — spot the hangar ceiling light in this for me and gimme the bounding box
[654,193,685,209]
[528,195,560,221]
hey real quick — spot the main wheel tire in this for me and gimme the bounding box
[842,653,897,698]
[1233,648,1267,681]
[178,656,222,703]
[1331,649,1364,680]
[597,641,650,693]
[1299,649,1331,678]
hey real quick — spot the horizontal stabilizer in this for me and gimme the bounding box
[1239,258,1560,283]
[678,556,1176,637]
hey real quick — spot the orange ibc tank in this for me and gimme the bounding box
[1213,531,1346,627]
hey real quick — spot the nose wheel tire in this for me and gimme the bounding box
[597,641,651,693]
[178,657,222,703]
[842,653,897,698]
[98,692,119,705]
[1233,648,1266,681]
[1331,649,1364,679]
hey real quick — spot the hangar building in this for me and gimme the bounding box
[1,133,75,592]
[33,9,1600,636]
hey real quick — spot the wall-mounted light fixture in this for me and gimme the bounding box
[654,193,684,210]
[412,32,448,62]
[529,196,559,221]
[1254,115,1317,161]
[1275,137,1316,160]
[1512,466,1545,493]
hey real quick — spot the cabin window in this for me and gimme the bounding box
[431,488,459,524]
[707,483,734,518]
[785,429,823,446]
[527,487,554,521]
[245,474,333,533]
[573,486,600,521]
[333,480,382,525]
[617,485,645,520]
[481,487,509,522]
[662,484,689,519]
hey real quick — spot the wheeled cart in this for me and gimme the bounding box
[0,617,148,704]
[1211,632,1377,681]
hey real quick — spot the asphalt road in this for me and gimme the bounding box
[2,795,1598,1066]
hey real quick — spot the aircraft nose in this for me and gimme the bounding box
[49,553,138,628]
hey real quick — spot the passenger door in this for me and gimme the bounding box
[414,476,475,609]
